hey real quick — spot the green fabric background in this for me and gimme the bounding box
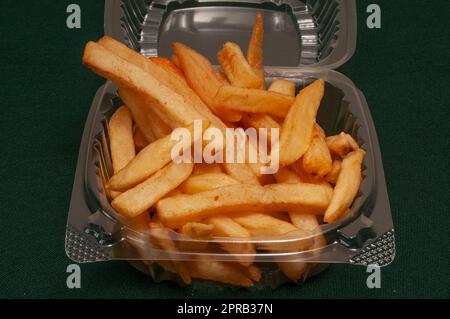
[0,0,448,299]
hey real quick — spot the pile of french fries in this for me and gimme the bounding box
[82,13,366,287]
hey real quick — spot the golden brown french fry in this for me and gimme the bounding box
[215,69,230,85]
[180,173,240,195]
[240,113,280,140]
[207,216,255,266]
[134,128,149,151]
[239,264,262,283]
[247,12,265,86]
[107,121,207,191]
[112,162,194,218]
[149,221,192,284]
[213,85,295,118]
[233,213,297,237]
[157,183,333,228]
[325,159,342,185]
[324,149,365,223]
[193,163,223,175]
[218,42,264,89]
[109,106,136,174]
[279,79,325,166]
[121,92,156,143]
[302,130,333,177]
[268,78,296,97]
[326,132,359,158]
[83,41,208,128]
[188,256,254,287]
[171,54,182,69]
[222,162,260,185]
[180,222,214,239]
[173,42,242,122]
[149,57,185,82]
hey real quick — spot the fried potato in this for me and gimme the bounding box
[171,54,182,68]
[207,216,255,266]
[268,78,296,97]
[157,183,333,228]
[83,42,206,127]
[239,264,262,283]
[180,222,214,239]
[218,42,264,89]
[324,149,365,223]
[215,69,230,85]
[240,113,280,140]
[188,256,254,287]
[193,163,223,175]
[325,159,342,185]
[149,57,185,82]
[213,85,295,118]
[326,132,359,158]
[279,79,325,166]
[109,106,136,174]
[149,221,192,284]
[233,213,297,237]
[112,162,194,218]
[302,130,333,177]
[173,42,242,122]
[107,121,206,191]
[180,173,240,194]
[222,162,260,185]
[247,12,265,86]
[134,128,149,151]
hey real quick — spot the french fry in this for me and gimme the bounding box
[180,222,214,239]
[215,69,230,85]
[326,132,359,158]
[324,149,365,223]
[239,264,262,283]
[213,85,295,118]
[83,42,206,127]
[149,57,185,82]
[171,54,182,69]
[180,173,240,195]
[193,163,223,175]
[247,12,265,87]
[121,92,156,143]
[107,121,207,191]
[279,79,325,166]
[222,162,260,185]
[268,79,296,97]
[233,213,297,237]
[218,42,264,89]
[188,256,254,287]
[240,113,280,140]
[109,106,136,174]
[207,216,255,266]
[149,221,192,285]
[302,130,333,177]
[173,42,242,122]
[134,128,149,151]
[112,162,194,218]
[325,159,342,185]
[157,183,333,228]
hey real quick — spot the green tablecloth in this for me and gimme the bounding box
[0,0,448,299]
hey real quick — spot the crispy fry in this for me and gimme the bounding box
[233,213,297,237]
[218,42,264,89]
[107,121,207,191]
[173,42,242,122]
[324,149,365,223]
[326,132,359,158]
[268,78,296,97]
[207,216,255,266]
[149,57,185,81]
[109,106,136,174]
[180,173,240,195]
[157,183,333,228]
[112,162,194,218]
[180,222,214,239]
[213,85,295,118]
[240,113,280,140]
[325,159,342,185]
[222,162,260,185]
[188,256,254,287]
[215,69,230,85]
[83,42,207,127]
[279,79,325,166]
[193,163,223,175]
[171,54,182,68]
[302,130,333,177]
[134,128,149,151]
[247,12,265,87]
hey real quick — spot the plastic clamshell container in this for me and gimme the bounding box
[66,0,395,286]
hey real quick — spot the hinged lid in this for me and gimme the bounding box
[105,0,357,69]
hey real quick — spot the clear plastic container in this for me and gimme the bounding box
[66,0,395,287]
